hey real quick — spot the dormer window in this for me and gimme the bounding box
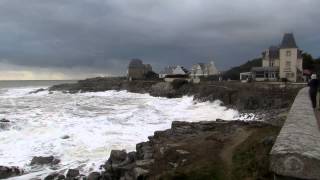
[286,51,291,56]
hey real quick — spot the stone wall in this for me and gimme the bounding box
[270,87,320,179]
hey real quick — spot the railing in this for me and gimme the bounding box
[270,87,320,179]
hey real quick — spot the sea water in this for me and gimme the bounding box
[0,80,251,179]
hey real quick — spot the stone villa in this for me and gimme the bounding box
[242,33,303,82]
[127,59,153,80]
[190,61,219,78]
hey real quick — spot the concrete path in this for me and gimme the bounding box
[315,110,320,129]
[270,87,320,179]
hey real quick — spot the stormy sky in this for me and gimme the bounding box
[0,0,319,80]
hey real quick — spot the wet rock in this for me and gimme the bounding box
[0,118,10,123]
[133,167,149,179]
[100,172,112,180]
[66,169,80,179]
[127,152,137,163]
[30,156,61,166]
[29,88,46,94]
[135,159,154,168]
[57,174,66,180]
[107,150,127,165]
[136,142,153,160]
[87,172,100,180]
[0,166,23,179]
[44,173,65,180]
[61,135,70,139]
[44,173,60,180]
[0,118,11,130]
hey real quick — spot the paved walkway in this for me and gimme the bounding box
[315,110,320,129]
[315,94,320,128]
[270,87,320,179]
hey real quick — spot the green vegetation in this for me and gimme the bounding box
[223,53,320,80]
[302,53,320,73]
[158,124,281,180]
[159,164,225,180]
[223,58,262,80]
[231,127,281,180]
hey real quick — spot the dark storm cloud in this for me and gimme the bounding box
[0,0,320,77]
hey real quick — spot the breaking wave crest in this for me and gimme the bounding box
[0,87,249,178]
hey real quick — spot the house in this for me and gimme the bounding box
[257,33,303,82]
[159,65,189,78]
[190,61,219,78]
[240,72,252,82]
[251,67,279,81]
[159,66,174,79]
[159,65,189,82]
[127,59,153,80]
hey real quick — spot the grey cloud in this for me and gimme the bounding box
[0,0,320,78]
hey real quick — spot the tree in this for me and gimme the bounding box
[302,53,314,70]
[223,58,262,80]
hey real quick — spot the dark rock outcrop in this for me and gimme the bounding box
[0,118,11,130]
[61,135,70,139]
[99,119,282,180]
[44,173,65,180]
[49,77,302,111]
[0,118,10,123]
[30,156,60,166]
[66,169,80,179]
[0,166,23,179]
[87,172,101,180]
[29,88,46,94]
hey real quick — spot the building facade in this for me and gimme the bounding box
[159,65,189,79]
[260,33,303,82]
[127,59,153,80]
[190,61,219,78]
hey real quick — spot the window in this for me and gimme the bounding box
[255,72,265,78]
[286,73,294,78]
[286,51,291,56]
[284,61,291,72]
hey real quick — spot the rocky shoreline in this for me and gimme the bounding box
[2,77,304,179]
[49,77,303,111]
[41,120,282,180]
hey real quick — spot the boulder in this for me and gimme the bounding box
[44,173,59,180]
[44,173,65,180]
[30,156,61,166]
[107,150,127,165]
[57,174,66,180]
[0,119,11,130]
[29,88,46,94]
[66,169,80,179]
[61,135,70,139]
[0,166,23,179]
[133,167,149,179]
[87,172,100,180]
[0,118,10,123]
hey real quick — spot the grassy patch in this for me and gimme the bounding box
[231,126,280,180]
[159,164,226,180]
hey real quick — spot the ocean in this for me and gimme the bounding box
[0,80,249,179]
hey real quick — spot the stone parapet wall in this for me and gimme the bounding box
[270,87,320,179]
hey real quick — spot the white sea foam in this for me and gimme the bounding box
[0,87,248,179]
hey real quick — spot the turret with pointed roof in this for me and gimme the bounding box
[259,33,303,82]
[280,33,298,49]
